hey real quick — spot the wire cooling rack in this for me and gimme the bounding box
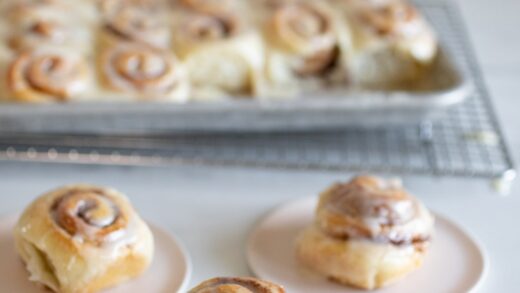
[0,0,515,182]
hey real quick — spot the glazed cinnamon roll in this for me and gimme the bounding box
[259,1,350,97]
[335,0,438,87]
[172,10,263,99]
[189,277,285,293]
[5,48,90,103]
[99,41,189,101]
[296,175,434,290]
[14,185,154,293]
[100,0,170,49]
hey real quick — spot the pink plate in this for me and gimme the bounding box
[0,215,191,293]
[247,197,487,293]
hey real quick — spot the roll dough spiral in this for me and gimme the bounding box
[6,48,89,102]
[99,41,189,101]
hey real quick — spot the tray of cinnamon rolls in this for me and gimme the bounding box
[0,0,469,133]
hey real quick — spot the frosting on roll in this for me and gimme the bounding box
[269,2,339,76]
[51,187,128,245]
[7,48,89,102]
[100,42,188,100]
[317,176,434,246]
[189,277,286,293]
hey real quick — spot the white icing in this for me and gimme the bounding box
[321,177,434,243]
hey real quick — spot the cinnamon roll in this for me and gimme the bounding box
[335,0,438,88]
[5,48,90,103]
[100,0,170,49]
[99,41,190,101]
[296,175,434,290]
[171,11,263,99]
[14,185,154,293]
[189,277,285,293]
[259,1,351,97]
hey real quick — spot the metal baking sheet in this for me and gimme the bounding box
[0,0,470,135]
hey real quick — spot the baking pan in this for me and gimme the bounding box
[0,1,470,135]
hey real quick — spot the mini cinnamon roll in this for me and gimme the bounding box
[172,11,263,99]
[99,41,189,101]
[189,277,285,293]
[259,1,350,98]
[296,175,434,290]
[335,0,438,87]
[6,48,90,103]
[14,185,154,293]
[100,1,170,49]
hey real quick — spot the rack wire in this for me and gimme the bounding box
[0,0,515,182]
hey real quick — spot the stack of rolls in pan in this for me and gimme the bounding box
[0,0,438,103]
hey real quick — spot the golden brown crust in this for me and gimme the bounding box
[14,184,154,293]
[189,277,285,293]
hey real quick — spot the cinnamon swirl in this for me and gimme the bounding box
[189,277,285,293]
[5,48,90,103]
[296,175,434,290]
[172,10,263,99]
[99,41,189,101]
[260,1,350,97]
[14,184,154,293]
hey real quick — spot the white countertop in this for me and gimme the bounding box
[0,0,519,292]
